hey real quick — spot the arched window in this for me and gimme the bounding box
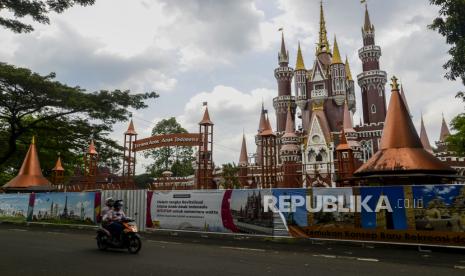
[316,153,323,162]
[371,104,376,113]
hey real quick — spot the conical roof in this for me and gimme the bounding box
[345,56,353,81]
[400,85,411,116]
[3,137,52,190]
[260,113,274,136]
[258,104,266,133]
[52,156,65,171]
[125,119,137,135]
[439,114,450,142]
[282,107,297,138]
[317,0,330,54]
[331,36,343,64]
[295,42,306,70]
[420,115,433,153]
[363,4,374,32]
[88,139,98,155]
[343,101,355,132]
[199,106,213,125]
[336,128,350,151]
[355,76,455,176]
[238,134,248,166]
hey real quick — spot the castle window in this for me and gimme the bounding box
[371,104,376,113]
[316,153,323,162]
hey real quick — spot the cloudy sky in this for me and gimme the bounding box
[0,0,463,173]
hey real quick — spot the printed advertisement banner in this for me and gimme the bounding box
[0,194,31,223]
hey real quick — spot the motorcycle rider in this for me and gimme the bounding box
[101,197,114,222]
[104,200,126,242]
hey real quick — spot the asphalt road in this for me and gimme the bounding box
[1,224,465,276]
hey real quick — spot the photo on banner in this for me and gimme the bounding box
[0,194,31,223]
[32,192,97,225]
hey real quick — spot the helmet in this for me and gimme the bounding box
[105,197,114,207]
[114,200,123,209]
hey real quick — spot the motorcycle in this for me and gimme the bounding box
[96,218,142,254]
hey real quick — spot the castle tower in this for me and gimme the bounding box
[273,32,295,135]
[255,104,267,166]
[436,114,451,153]
[51,154,65,187]
[336,128,355,186]
[357,4,387,125]
[295,42,308,129]
[122,119,137,188]
[84,139,98,190]
[259,113,277,188]
[238,133,250,188]
[196,104,214,189]
[345,56,356,112]
[330,36,346,104]
[279,107,302,188]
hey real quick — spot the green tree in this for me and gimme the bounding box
[0,62,158,184]
[221,163,240,189]
[0,0,95,33]
[429,1,465,153]
[144,117,195,177]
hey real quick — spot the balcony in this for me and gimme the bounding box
[311,89,328,99]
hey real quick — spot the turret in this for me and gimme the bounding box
[274,31,295,134]
[357,4,387,125]
[295,42,308,129]
[279,107,302,188]
[330,36,346,104]
[345,56,356,112]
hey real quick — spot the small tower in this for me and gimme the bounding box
[238,133,249,188]
[196,103,214,189]
[295,42,308,129]
[345,56,356,112]
[420,114,433,153]
[330,36,346,104]
[122,119,138,188]
[279,107,302,188]
[357,3,387,125]
[84,139,98,190]
[436,114,451,153]
[316,0,330,56]
[273,31,295,135]
[336,128,355,187]
[259,112,277,188]
[51,154,65,188]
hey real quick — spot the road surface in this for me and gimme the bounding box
[0,224,464,276]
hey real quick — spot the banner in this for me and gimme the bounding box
[0,194,31,223]
[133,133,202,152]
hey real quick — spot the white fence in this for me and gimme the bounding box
[101,189,147,231]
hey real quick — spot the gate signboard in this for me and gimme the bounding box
[133,133,202,152]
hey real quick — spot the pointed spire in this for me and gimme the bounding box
[199,105,213,125]
[278,31,289,65]
[363,3,374,32]
[343,100,355,132]
[439,114,451,142]
[125,119,137,135]
[331,35,343,64]
[31,136,36,145]
[400,84,411,117]
[345,56,353,81]
[238,133,248,166]
[88,139,98,155]
[295,42,306,70]
[355,76,455,176]
[283,105,297,138]
[3,137,51,190]
[336,127,350,151]
[420,115,433,153]
[52,154,65,172]
[317,0,330,54]
[258,104,267,133]
[261,112,274,136]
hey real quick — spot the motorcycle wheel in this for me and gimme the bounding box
[127,236,141,254]
[96,234,108,251]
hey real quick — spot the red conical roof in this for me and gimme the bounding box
[52,156,65,172]
[3,137,52,190]
[336,127,350,151]
[439,115,450,142]
[125,119,137,135]
[355,77,454,176]
[238,134,248,166]
[199,106,213,125]
[400,85,411,116]
[261,113,274,136]
[88,139,98,155]
[282,107,297,138]
[420,115,433,153]
[258,104,267,133]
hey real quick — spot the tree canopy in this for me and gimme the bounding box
[429,0,465,154]
[0,0,95,33]
[0,62,158,184]
[144,117,195,177]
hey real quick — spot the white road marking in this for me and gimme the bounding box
[312,254,337,258]
[8,229,27,232]
[357,258,379,262]
[148,240,181,245]
[454,265,465,270]
[220,246,266,252]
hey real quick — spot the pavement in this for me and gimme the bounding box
[1,223,465,276]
